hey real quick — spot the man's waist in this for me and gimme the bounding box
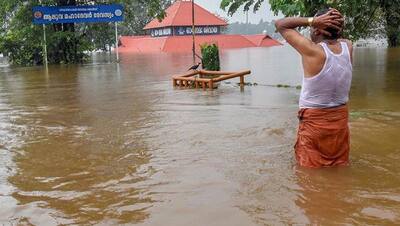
[299,98,348,109]
[298,104,349,122]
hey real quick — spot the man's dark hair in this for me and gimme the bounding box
[315,8,341,40]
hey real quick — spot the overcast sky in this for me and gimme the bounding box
[194,0,282,24]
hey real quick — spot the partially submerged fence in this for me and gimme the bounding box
[172,70,251,90]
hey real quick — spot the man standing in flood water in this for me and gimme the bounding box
[275,9,353,168]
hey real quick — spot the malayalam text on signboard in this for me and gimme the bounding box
[150,26,221,37]
[33,4,124,24]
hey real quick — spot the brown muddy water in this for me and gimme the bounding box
[0,46,399,225]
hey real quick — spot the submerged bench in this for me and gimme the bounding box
[172,70,251,90]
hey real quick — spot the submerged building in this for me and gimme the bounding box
[119,0,281,53]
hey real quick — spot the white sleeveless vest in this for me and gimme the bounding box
[299,42,353,109]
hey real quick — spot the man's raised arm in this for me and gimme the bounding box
[275,10,343,57]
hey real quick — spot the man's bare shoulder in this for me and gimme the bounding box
[339,39,353,63]
[339,39,353,47]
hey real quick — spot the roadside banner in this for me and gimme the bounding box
[33,4,124,24]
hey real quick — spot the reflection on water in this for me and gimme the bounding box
[0,47,399,225]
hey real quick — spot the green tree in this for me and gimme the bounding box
[220,0,400,47]
[201,43,221,71]
[380,0,400,47]
[0,0,170,66]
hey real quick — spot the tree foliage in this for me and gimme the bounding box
[220,0,400,47]
[380,0,400,47]
[0,0,170,66]
[201,43,221,71]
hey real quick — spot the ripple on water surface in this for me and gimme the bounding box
[0,48,400,225]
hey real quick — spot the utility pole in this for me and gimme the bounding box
[191,0,196,64]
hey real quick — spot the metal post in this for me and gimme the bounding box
[246,10,249,34]
[115,22,119,62]
[191,0,196,65]
[42,24,48,67]
[39,0,48,67]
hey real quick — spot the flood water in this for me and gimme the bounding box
[0,46,399,225]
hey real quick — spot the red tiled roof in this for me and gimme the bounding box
[119,34,281,53]
[244,34,282,47]
[258,36,282,47]
[119,36,167,53]
[245,34,268,46]
[144,0,228,30]
[163,35,254,53]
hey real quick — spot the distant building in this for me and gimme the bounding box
[119,0,281,53]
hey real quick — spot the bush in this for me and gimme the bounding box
[200,43,220,71]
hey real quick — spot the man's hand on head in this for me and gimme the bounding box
[312,9,344,37]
